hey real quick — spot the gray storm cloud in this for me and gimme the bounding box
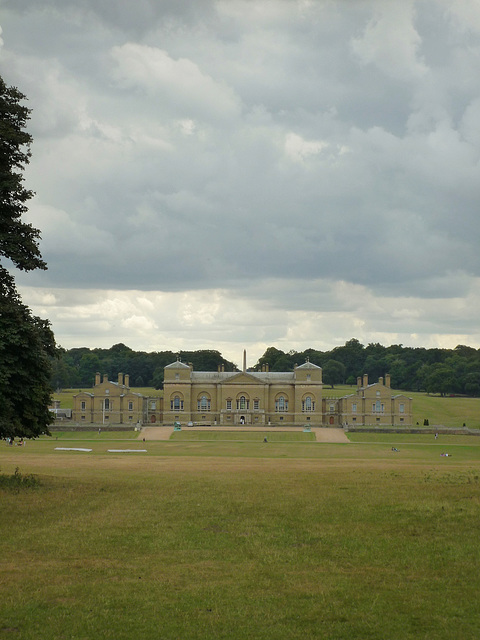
[2,0,480,356]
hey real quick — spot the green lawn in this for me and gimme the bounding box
[45,430,139,441]
[170,430,315,442]
[1,435,480,639]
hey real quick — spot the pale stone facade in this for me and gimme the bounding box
[162,360,413,427]
[72,362,413,427]
[324,374,413,427]
[72,373,162,425]
[163,359,324,426]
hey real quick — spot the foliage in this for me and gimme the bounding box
[0,466,40,491]
[50,338,480,397]
[253,340,480,397]
[322,359,346,387]
[0,75,56,438]
[51,345,236,389]
[0,78,46,276]
[0,277,56,438]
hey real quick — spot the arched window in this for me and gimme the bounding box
[104,398,110,411]
[236,395,249,410]
[302,396,315,412]
[197,395,211,411]
[275,395,288,412]
[171,395,184,411]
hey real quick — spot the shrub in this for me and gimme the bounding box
[0,467,40,491]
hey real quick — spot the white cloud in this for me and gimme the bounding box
[445,0,480,34]
[110,43,241,121]
[284,132,328,163]
[351,2,427,81]
[3,0,480,357]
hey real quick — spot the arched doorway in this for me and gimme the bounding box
[150,415,156,423]
[329,416,335,425]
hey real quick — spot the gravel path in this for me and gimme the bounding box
[311,428,350,443]
[140,426,349,443]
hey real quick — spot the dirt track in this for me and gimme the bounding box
[140,426,349,443]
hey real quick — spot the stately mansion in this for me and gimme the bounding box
[72,357,413,427]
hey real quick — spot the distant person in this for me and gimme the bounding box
[435,433,438,440]
[264,437,268,443]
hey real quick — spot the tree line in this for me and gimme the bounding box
[51,339,480,397]
[255,340,480,396]
[51,344,237,390]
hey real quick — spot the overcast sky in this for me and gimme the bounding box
[2,0,480,366]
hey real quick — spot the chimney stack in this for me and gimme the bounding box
[95,372,101,386]
[103,374,108,383]
[385,373,391,388]
[124,374,129,387]
[357,376,362,388]
[118,372,123,386]
[363,374,368,388]
[243,349,247,373]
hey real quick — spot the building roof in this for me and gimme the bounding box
[165,360,191,370]
[296,360,322,370]
[190,370,296,384]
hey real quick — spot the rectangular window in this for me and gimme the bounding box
[400,417,404,422]
[226,399,232,410]
[399,403,405,413]
[150,401,156,410]
[306,374,311,381]
[81,415,85,421]
[329,404,335,413]
[128,415,133,421]
[81,401,86,411]
[253,399,259,410]
[128,401,133,411]
[352,403,357,413]
[352,417,356,422]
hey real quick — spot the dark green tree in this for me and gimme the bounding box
[0,76,55,438]
[322,359,346,388]
[425,364,456,396]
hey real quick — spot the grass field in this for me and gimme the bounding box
[2,431,480,639]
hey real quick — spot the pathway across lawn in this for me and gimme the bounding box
[140,426,349,443]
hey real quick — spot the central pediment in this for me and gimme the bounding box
[223,372,262,385]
